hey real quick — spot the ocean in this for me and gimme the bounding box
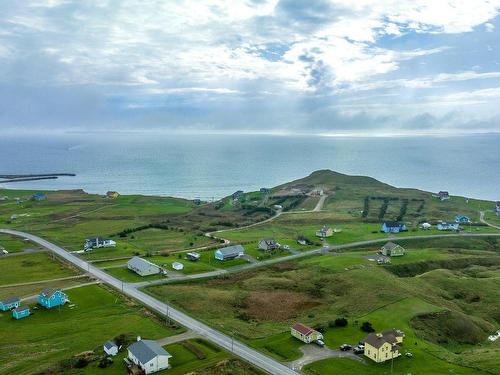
[0,133,498,201]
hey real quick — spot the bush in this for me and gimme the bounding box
[361,321,375,333]
[334,317,348,327]
[314,323,327,333]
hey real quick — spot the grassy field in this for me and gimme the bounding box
[145,236,500,374]
[0,252,81,285]
[0,233,43,253]
[0,284,184,375]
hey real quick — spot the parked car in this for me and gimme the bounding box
[340,344,352,351]
[353,345,364,354]
[405,352,413,358]
[314,339,325,347]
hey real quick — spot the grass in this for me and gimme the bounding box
[145,236,500,374]
[0,284,183,375]
[0,252,80,285]
[0,233,43,253]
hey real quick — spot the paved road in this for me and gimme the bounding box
[286,345,364,371]
[0,274,89,288]
[0,228,298,375]
[140,231,500,287]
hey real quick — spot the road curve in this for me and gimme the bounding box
[480,211,500,230]
[0,228,298,375]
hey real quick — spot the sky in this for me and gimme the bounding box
[1,0,500,136]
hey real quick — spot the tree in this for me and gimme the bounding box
[334,317,348,327]
[361,321,375,333]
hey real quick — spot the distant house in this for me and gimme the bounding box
[496,201,500,216]
[104,341,119,356]
[291,323,323,344]
[31,192,46,201]
[38,288,68,309]
[310,188,324,196]
[420,222,432,230]
[273,204,283,210]
[232,190,244,200]
[380,242,405,257]
[455,215,471,224]
[438,191,450,201]
[192,198,201,205]
[258,238,279,252]
[260,188,271,194]
[316,226,333,238]
[127,339,172,374]
[214,244,245,261]
[437,222,460,231]
[297,239,307,246]
[84,237,116,251]
[381,221,407,234]
[186,252,201,261]
[172,262,184,271]
[12,306,30,320]
[106,191,120,199]
[364,330,405,363]
[0,297,20,311]
[127,256,162,276]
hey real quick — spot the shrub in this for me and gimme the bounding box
[361,321,375,333]
[314,323,327,333]
[334,317,348,327]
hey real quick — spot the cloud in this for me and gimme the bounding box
[0,0,499,134]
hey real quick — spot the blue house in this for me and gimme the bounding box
[455,215,471,223]
[38,288,68,309]
[381,221,407,234]
[12,306,30,319]
[31,192,47,201]
[0,297,20,311]
[215,245,245,261]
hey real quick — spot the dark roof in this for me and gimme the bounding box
[292,323,315,336]
[365,331,403,349]
[14,306,30,313]
[40,288,59,298]
[383,221,404,228]
[216,244,245,256]
[128,340,171,364]
[260,238,277,246]
[0,296,20,304]
[438,191,449,195]
[381,242,400,251]
[104,341,118,350]
[382,329,405,338]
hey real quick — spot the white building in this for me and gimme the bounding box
[127,339,172,374]
[172,262,184,271]
[127,256,162,276]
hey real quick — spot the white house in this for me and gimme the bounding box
[103,341,119,356]
[84,237,116,251]
[420,222,432,230]
[127,339,172,374]
[127,256,162,276]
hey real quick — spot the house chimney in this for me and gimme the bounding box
[137,336,141,342]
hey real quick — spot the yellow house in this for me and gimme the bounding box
[291,323,323,344]
[363,330,405,363]
[106,191,120,199]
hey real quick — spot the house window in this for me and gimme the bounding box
[150,363,154,367]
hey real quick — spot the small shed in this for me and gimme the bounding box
[172,262,184,271]
[12,306,30,320]
[186,252,201,261]
[214,245,245,261]
[104,341,119,356]
[380,242,405,257]
[420,222,431,230]
[0,297,21,311]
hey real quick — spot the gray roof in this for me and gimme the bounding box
[104,341,118,350]
[128,340,171,364]
[364,331,400,349]
[0,296,20,304]
[40,288,58,298]
[127,256,160,272]
[14,306,30,312]
[216,244,245,256]
[381,242,401,251]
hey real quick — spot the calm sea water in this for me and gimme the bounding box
[0,134,499,200]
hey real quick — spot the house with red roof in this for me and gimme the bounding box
[290,323,323,344]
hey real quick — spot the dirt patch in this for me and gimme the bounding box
[208,270,258,286]
[242,290,320,322]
